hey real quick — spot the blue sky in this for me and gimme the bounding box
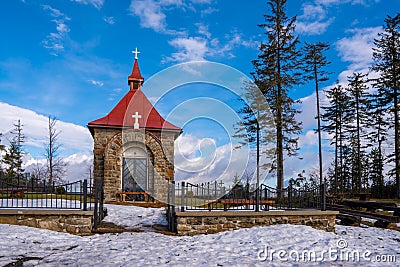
[0,0,399,182]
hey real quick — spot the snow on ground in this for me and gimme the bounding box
[0,204,399,266]
[102,204,167,230]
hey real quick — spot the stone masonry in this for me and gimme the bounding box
[92,127,176,202]
[175,210,339,236]
[0,210,93,235]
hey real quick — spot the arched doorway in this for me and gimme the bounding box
[122,145,154,198]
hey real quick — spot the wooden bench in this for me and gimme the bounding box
[327,203,400,228]
[0,188,26,198]
[205,199,275,211]
[341,200,400,216]
[356,193,371,201]
[117,191,149,202]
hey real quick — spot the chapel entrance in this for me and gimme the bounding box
[122,158,148,193]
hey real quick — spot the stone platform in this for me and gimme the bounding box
[175,210,339,235]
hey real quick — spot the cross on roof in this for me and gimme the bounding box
[132,48,140,60]
[132,111,142,129]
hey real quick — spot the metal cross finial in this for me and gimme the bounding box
[132,48,140,60]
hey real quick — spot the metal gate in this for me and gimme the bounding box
[122,158,148,192]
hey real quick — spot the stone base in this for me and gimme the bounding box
[175,210,339,235]
[0,209,93,235]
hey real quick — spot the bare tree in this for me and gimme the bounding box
[45,116,66,184]
[30,161,47,185]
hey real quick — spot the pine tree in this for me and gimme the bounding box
[369,148,385,198]
[371,13,400,198]
[252,0,303,191]
[2,120,25,184]
[321,83,351,194]
[346,73,370,191]
[303,42,331,186]
[367,88,388,197]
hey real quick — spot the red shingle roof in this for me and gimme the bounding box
[88,89,181,132]
[128,59,144,82]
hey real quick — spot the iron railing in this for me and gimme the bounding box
[168,181,326,212]
[93,179,105,229]
[0,178,90,210]
[0,177,106,230]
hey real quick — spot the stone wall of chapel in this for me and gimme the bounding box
[92,127,177,202]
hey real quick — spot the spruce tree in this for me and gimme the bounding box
[371,13,400,198]
[346,73,370,191]
[2,120,25,184]
[303,42,331,186]
[367,88,388,197]
[252,0,303,191]
[321,83,350,194]
[369,148,385,198]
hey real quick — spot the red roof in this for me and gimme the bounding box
[88,89,181,132]
[128,59,144,82]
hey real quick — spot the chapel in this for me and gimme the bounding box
[87,50,182,202]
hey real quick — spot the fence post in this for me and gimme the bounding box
[321,183,326,211]
[172,181,176,232]
[83,179,88,211]
[288,183,292,209]
[99,180,104,220]
[181,181,185,212]
[255,186,260,212]
[264,187,269,211]
[93,180,99,230]
[167,181,171,230]
[207,182,210,201]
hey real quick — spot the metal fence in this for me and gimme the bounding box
[168,181,326,212]
[0,177,106,229]
[0,178,90,210]
[166,181,326,231]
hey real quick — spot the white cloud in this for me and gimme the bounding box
[296,3,334,35]
[174,134,254,186]
[196,23,211,39]
[201,7,218,17]
[129,0,247,62]
[128,0,215,34]
[103,16,115,25]
[0,102,93,153]
[70,0,104,9]
[24,152,93,183]
[129,0,169,33]
[164,31,258,63]
[316,0,380,6]
[42,5,67,18]
[62,153,93,182]
[335,26,381,72]
[88,79,104,87]
[166,37,208,62]
[42,5,71,56]
[190,0,212,4]
[0,102,94,182]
